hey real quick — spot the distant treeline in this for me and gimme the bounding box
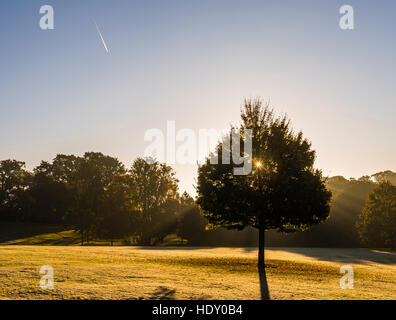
[0,153,186,245]
[0,154,395,247]
[197,172,396,248]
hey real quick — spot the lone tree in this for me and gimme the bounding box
[196,99,332,266]
[356,181,396,250]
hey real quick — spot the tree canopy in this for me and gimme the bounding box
[129,157,179,245]
[197,99,332,266]
[357,181,396,249]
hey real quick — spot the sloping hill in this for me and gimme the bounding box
[0,222,88,245]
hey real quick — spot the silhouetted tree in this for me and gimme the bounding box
[95,174,134,245]
[372,171,396,185]
[177,192,208,245]
[65,152,125,245]
[197,99,332,266]
[28,155,79,224]
[0,160,32,221]
[356,181,396,249]
[129,157,179,245]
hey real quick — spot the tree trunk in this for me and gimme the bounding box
[140,233,151,246]
[81,231,84,246]
[258,225,265,267]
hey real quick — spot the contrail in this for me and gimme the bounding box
[93,19,109,53]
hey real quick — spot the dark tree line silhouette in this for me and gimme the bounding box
[0,156,394,248]
[0,154,194,245]
[357,181,396,250]
[0,100,394,249]
[265,173,395,248]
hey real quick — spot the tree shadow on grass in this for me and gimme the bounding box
[149,286,176,300]
[242,247,396,266]
[276,247,396,266]
[258,265,270,300]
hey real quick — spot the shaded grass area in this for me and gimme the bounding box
[2,230,84,246]
[0,246,395,300]
[0,222,183,246]
[0,222,119,246]
[0,222,66,243]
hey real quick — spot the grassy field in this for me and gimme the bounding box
[0,246,395,300]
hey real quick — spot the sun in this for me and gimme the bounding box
[256,161,262,168]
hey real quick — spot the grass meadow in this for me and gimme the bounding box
[0,246,395,300]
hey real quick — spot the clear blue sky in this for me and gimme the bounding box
[1,0,395,195]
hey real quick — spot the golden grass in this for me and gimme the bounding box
[0,246,394,300]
